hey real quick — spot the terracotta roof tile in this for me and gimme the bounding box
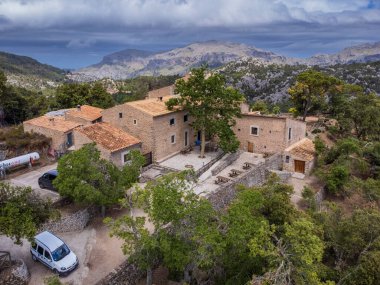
[66,105,103,121]
[77,122,141,152]
[126,96,180,117]
[24,116,81,133]
[285,138,316,161]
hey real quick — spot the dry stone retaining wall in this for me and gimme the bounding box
[211,151,240,176]
[207,153,284,210]
[0,260,29,285]
[95,261,144,285]
[40,208,92,233]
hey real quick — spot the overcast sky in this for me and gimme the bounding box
[0,0,379,69]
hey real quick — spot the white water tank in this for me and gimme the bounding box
[0,152,40,170]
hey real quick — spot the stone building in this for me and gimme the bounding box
[233,112,306,154]
[283,137,316,174]
[102,96,193,163]
[73,122,141,168]
[64,105,103,125]
[147,85,175,99]
[23,115,81,154]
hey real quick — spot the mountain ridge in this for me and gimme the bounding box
[69,40,380,81]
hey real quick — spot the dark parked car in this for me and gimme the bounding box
[38,169,58,191]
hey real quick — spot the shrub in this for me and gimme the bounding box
[325,165,350,195]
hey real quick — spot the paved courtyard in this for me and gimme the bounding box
[159,147,223,171]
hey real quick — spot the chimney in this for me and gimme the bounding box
[158,97,163,102]
[77,105,81,111]
[49,117,55,125]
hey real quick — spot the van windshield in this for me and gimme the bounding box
[51,244,70,261]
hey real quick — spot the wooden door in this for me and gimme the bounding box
[247,142,254,153]
[294,160,306,173]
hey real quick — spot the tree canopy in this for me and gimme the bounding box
[54,144,145,214]
[0,182,55,244]
[288,69,341,121]
[166,67,244,157]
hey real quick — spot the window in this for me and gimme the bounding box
[133,119,137,125]
[123,151,131,164]
[119,112,123,119]
[288,128,292,140]
[285,156,290,163]
[44,251,52,261]
[170,118,175,126]
[184,114,188,122]
[37,246,44,255]
[67,132,73,147]
[250,126,259,136]
[171,135,176,144]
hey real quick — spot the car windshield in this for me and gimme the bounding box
[51,244,70,261]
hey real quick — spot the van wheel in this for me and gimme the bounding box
[31,254,37,262]
[53,269,59,275]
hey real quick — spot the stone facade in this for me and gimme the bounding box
[153,111,194,162]
[23,121,77,154]
[233,114,306,154]
[282,138,316,175]
[102,101,194,162]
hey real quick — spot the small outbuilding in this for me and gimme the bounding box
[283,138,316,175]
[73,122,142,168]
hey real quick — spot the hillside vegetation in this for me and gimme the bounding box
[218,60,380,103]
[0,51,65,90]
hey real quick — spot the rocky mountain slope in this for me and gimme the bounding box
[0,51,66,90]
[70,41,380,81]
[69,41,293,81]
[218,59,380,103]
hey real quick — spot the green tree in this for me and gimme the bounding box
[288,70,340,121]
[106,171,223,285]
[0,182,55,244]
[55,83,90,108]
[88,82,115,108]
[166,67,244,158]
[349,92,380,141]
[54,144,144,215]
[251,100,269,114]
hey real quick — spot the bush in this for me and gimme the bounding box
[44,276,62,285]
[312,128,322,134]
[325,165,350,195]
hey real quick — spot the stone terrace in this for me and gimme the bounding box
[158,148,223,172]
[195,152,265,195]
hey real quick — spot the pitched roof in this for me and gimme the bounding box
[77,122,141,152]
[65,105,103,121]
[24,115,81,133]
[285,138,316,161]
[125,96,180,117]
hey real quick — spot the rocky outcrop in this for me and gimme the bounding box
[0,260,29,285]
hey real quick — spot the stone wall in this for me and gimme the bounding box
[196,151,225,177]
[211,151,240,176]
[23,122,68,152]
[95,261,144,285]
[207,153,284,211]
[0,260,29,285]
[265,153,283,170]
[269,169,292,183]
[40,208,93,233]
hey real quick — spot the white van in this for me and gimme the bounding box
[30,231,78,275]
